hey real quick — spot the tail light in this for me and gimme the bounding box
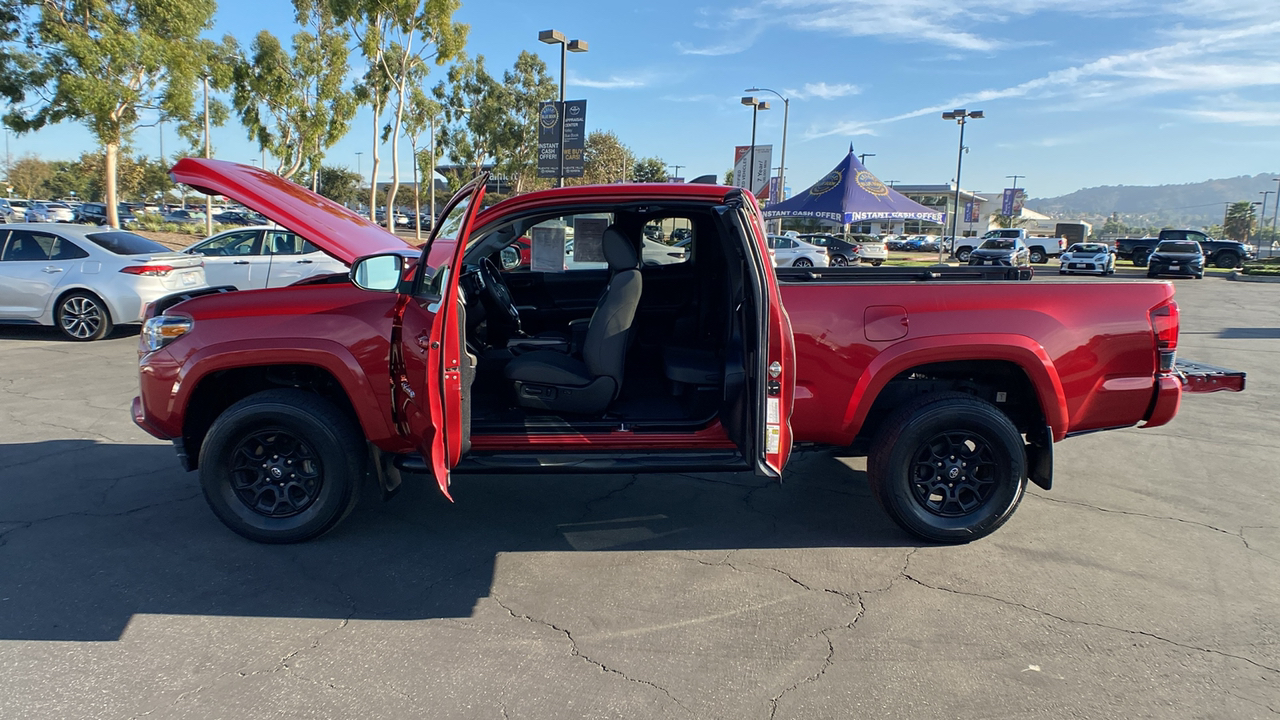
[120,264,175,277]
[1150,300,1179,372]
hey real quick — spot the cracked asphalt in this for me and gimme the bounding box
[2,274,1278,719]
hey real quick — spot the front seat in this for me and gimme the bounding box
[503,226,642,414]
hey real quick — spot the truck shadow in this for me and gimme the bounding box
[0,324,141,341]
[1217,327,1280,339]
[0,440,915,642]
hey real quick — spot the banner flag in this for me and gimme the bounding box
[1001,188,1017,216]
[562,100,586,178]
[537,101,562,179]
[732,145,773,199]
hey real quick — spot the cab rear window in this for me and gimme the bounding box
[84,231,169,255]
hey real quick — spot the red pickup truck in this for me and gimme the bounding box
[132,159,1244,545]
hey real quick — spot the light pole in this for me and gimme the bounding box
[1272,178,1280,253]
[539,30,587,188]
[941,108,984,263]
[740,96,770,200]
[1259,191,1274,251]
[356,152,363,178]
[746,86,789,224]
[858,153,875,166]
[668,163,684,182]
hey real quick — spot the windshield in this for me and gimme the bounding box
[1157,242,1200,254]
[980,239,1016,250]
[1069,243,1107,253]
[84,231,170,255]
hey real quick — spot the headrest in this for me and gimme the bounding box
[602,226,639,271]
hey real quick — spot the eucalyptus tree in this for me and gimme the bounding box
[232,0,355,181]
[631,156,668,183]
[333,0,466,220]
[8,0,216,227]
[575,130,633,186]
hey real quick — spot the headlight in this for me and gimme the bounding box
[142,315,192,353]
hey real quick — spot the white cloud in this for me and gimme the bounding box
[785,82,861,100]
[1183,96,1280,126]
[570,74,649,90]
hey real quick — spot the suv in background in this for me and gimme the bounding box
[1116,230,1252,268]
[797,233,862,266]
[73,202,138,226]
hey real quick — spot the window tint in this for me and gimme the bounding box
[1,230,59,261]
[1158,242,1200,253]
[981,239,1016,249]
[265,231,305,255]
[83,231,170,255]
[190,231,261,256]
[50,237,89,260]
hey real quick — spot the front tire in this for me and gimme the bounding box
[199,389,365,543]
[867,393,1027,543]
[956,248,972,262]
[1214,251,1239,269]
[1029,249,1047,264]
[871,259,883,266]
[56,291,113,341]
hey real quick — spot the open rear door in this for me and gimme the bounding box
[393,174,487,499]
[717,189,796,476]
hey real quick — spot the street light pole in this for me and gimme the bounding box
[941,109,984,264]
[668,164,684,182]
[740,96,770,201]
[858,153,875,166]
[1272,178,1280,254]
[540,30,588,189]
[746,87,789,228]
[1259,191,1273,251]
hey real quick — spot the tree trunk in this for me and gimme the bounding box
[368,96,382,223]
[105,142,119,228]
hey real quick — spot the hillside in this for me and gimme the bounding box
[1028,173,1280,227]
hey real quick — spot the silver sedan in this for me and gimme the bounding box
[0,223,208,340]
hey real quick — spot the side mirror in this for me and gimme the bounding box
[351,253,406,292]
[500,246,521,270]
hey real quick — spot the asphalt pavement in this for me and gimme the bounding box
[1,271,1277,719]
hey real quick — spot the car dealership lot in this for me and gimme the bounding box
[1,274,1277,719]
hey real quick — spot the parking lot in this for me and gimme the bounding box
[1,272,1277,719]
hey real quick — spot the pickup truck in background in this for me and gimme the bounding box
[1115,230,1254,268]
[952,227,1071,265]
[132,159,1246,547]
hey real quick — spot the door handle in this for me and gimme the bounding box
[295,259,312,264]
[42,266,64,273]
[233,260,250,265]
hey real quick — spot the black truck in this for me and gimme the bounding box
[1115,230,1253,269]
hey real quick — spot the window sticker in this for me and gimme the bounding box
[531,225,566,273]
[572,217,608,263]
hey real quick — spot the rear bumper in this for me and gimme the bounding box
[1140,375,1181,428]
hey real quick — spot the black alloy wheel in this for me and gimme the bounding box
[1132,248,1150,266]
[56,292,113,341]
[1215,251,1239,269]
[867,392,1026,543]
[830,254,848,266]
[200,389,365,543]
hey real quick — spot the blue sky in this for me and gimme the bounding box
[9,0,1279,198]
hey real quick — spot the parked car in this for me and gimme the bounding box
[642,224,665,241]
[134,157,1244,547]
[6,198,31,221]
[1117,229,1252,269]
[0,223,207,340]
[73,202,138,226]
[212,211,266,226]
[968,237,1031,267]
[182,225,347,290]
[162,209,206,225]
[798,233,861,266]
[670,228,693,246]
[641,238,687,265]
[1058,243,1115,275]
[1146,240,1204,279]
[767,235,830,267]
[26,201,75,223]
[851,234,887,266]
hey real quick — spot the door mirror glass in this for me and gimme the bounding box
[500,246,520,270]
[351,254,404,292]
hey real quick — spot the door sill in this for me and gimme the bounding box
[396,451,747,475]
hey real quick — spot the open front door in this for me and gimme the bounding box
[717,190,796,476]
[393,174,487,500]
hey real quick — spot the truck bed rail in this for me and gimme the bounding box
[776,266,1034,283]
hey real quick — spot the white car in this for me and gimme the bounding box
[0,223,208,340]
[27,201,75,223]
[1058,242,1115,275]
[767,235,830,268]
[182,225,347,290]
[853,235,888,266]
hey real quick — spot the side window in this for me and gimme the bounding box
[50,237,89,260]
[265,231,303,255]
[640,217,691,267]
[190,231,261,256]
[0,230,56,261]
[1163,231,1188,242]
[300,240,321,254]
[1187,232,1208,245]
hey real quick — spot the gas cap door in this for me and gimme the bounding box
[864,305,908,342]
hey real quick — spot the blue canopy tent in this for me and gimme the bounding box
[762,146,943,226]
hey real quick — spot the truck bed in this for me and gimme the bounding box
[779,279,1177,446]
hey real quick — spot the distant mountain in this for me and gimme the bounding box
[1028,173,1280,228]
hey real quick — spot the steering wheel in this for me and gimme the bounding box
[478,256,522,334]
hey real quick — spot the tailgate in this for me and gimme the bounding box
[1175,358,1246,393]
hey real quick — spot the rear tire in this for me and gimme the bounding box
[56,291,113,341]
[1029,249,1047,264]
[830,255,848,267]
[867,392,1027,543]
[871,260,883,266]
[1133,248,1150,267]
[793,257,813,268]
[199,389,365,544]
[956,248,972,262]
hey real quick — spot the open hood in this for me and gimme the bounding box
[169,158,410,264]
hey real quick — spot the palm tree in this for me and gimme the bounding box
[989,213,1029,229]
[1223,201,1256,242]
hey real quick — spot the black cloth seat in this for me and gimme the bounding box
[504,225,642,414]
[662,346,722,386]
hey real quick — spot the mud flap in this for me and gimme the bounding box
[1025,423,1053,491]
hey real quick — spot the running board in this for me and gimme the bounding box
[395,451,747,475]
